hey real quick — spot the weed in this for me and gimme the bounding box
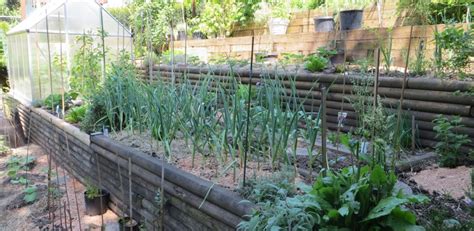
[23,185,38,203]
[65,104,88,123]
[85,182,100,199]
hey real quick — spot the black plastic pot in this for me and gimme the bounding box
[330,52,345,65]
[314,16,335,32]
[192,31,206,40]
[339,9,363,30]
[119,217,140,231]
[84,190,109,216]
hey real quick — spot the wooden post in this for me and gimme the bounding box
[411,115,416,155]
[321,86,328,175]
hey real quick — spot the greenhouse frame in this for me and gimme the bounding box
[6,0,133,102]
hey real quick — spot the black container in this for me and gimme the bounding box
[119,217,140,231]
[330,52,345,65]
[192,31,206,40]
[84,190,109,216]
[339,9,363,30]
[314,16,335,32]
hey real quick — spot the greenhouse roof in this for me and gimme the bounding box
[7,0,132,37]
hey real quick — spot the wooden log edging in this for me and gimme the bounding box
[5,95,253,230]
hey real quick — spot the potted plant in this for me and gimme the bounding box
[84,182,109,216]
[337,0,371,30]
[268,3,291,35]
[119,217,140,231]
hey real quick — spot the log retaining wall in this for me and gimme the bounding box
[3,96,252,230]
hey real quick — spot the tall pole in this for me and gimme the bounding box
[243,35,255,186]
[321,86,328,175]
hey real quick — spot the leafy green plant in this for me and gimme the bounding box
[239,165,429,231]
[317,47,338,59]
[43,92,78,110]
[6,155,36,184]
[279,52,305,65]
[433,115,470,167]
[65,104,88,123]
[70,32,103,99]
[380,31,393,73]
[192,0,244,38]
[23,185,38,203]
[305,55,328,72]
[434,24,473,77]
[310,165,428,230]
[239,169,296,203]
[85,182,100,199]
[238,193,321,231]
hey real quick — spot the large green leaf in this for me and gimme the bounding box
[364,197,408,221]
[384,207,425,231]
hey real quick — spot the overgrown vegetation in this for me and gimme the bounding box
[239,165,429,230]
[433,115,470,167]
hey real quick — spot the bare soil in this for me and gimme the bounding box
[0,144,120,230]
[409,165,472,199]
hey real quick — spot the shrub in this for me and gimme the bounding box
[304,55,328,72]
[433,115,470,167]
[434,25,473,77]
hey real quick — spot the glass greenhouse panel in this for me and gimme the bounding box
[6,0,132,102]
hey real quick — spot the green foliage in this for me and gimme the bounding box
[6,155,36,184]
[434,25,473,77]
[397,0,472,25]
[239,165,429,231]
[380,33,393,73]
[107,7,131,28]
[43,92,78,110]
[433,115,470,167]
[279,52,305,65]
[408,47,430,76]
[355,57,374,74]
[23,185,38,203]
[130,1,180,55]
[65,104,89,123]
[191,0,244,38]
[310,165,428,230]
[70,32,103,99]
[305,55,328,72]
[239,169,296,203]
[237,193,321,230]
[317,47,338,59]
[85,182,100,199]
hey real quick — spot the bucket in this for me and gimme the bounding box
[314,16,335,32]
[339,9,363,30]
[268,18,290,35]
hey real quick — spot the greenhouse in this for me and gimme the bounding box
[6,0,132,102]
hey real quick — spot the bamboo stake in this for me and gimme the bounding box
[63,130,82,230]
[94,148,105,228]
[128,157,134,229]
[243,35,255,187]
[321,86,328,175]
[395,25,414,159]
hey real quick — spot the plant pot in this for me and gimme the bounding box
[177,31,187,40]
[268,18,290,35]
[339,9,363,30]
[314,16,335,32]
[84,190,109,216]
[330,52,345,65]
[119,217,140,231]
[192,31,206,40]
